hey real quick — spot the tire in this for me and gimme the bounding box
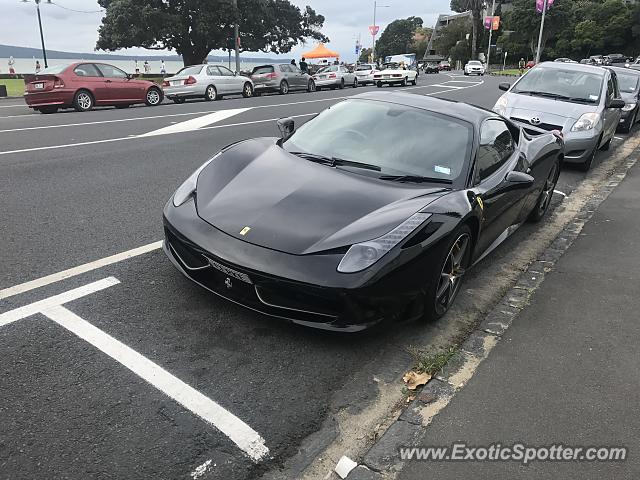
[411,76,417,86]
[464,71,469,76]
[205,85,218,101]
[401,77,407,86]
[339,78,345,89]
[145,87,162,106]
[353,78,358,88]
[376,81,383,88]
[423,225,472,321]
[578,137,600,172]
[279,81,289,95]
[600,137,612,151]
[528,160,560,222]
[307,80,316,92]
[38,106,58,114]
[73,90,94,112]
[172,97,186,104]
[622,110,636,133]
[115,104,130,109]
[242,82,253,98]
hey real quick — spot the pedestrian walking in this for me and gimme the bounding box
[35,60,41,73]
[518,58,525,75]
[144,60,150,74]
[160,60,166,76]
[299,57,308,74]
[8,56,16,77]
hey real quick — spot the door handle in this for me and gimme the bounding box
[105,79,112,83]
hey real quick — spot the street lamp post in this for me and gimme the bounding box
[535,0,548,64]
[233,0,240,73]
[486,0,496,71]
[372,1,390,64]
[22,0,51,68]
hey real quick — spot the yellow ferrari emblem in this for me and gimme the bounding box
[239,226,251,236]
[477,197,484,210]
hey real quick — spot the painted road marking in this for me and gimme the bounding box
[553,189,567,197]
[614,136,624,140]
[0,113,316,156]
[0,277,270,462]
[0,241,162,300]
[0,110,216,134]
[427,83,467,90]
[140,108,251,137]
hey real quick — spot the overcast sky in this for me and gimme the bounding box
[2,0,453,60]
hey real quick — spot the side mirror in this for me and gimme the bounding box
[499,82,511,91]
[608,98,626,109]
[505,170,534,186]
[126,74,133,80]
[276,117,295,140]
[234,71,238,76]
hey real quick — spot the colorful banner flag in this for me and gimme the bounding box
[484,16,493,30]
[536,0,554,14]
[485,16,500,30]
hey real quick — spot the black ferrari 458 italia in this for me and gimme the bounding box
[163,92,563,331]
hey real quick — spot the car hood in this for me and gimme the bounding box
[195,138,449,255]
[504,92,599,124]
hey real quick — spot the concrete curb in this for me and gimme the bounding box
[346,148,640,478]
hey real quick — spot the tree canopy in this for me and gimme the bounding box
[450,0,484,58]
[374,16,423,60]
[96,0,328,66]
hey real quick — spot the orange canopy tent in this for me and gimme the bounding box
[302,43,340,59]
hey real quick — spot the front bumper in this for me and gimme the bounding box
[465,69,484,75]
[163,199,434,331]
[561,130,602,164]
[163,84,206,98]
[373,76,406,84]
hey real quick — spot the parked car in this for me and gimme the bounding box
[526,60,536,69]
[373,64,418,87]
[163,92,563,331]
[554,58,576,63]
[609,66,640,132]
[23,62,163,114]
[354,63,379,85]
[579,58,595,65]
[494,62,625,171]
[162,64,253,103]
[313,65,358,90]
[423,62,440,74]
[464,60,485,76]
[438,61,451,71]
[589,55,604,65]
[607,53,627,65]
[250,63,315,95]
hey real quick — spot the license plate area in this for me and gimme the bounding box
[34,83,44,89]
[207,258,252,284]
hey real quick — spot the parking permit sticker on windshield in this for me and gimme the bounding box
[434,165,451,175]
[589,95,598,101]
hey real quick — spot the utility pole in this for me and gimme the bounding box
[485,0,496,71]
[233,0,240,73]
[371,1,390,64]
[535,0,548,64]
[22,0,50,68]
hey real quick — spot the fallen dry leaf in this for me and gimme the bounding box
[406,395,416,404]
[402,371,432,390]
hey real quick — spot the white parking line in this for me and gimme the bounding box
[0,241,162,300]
[614,136,624,140]
[0,104,24,109]
[0,277,270,462]
[553,189,567,197]
[140,108,251,137]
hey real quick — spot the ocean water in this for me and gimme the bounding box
[1,57,269,75]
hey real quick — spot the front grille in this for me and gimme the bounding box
[512,116,563,132]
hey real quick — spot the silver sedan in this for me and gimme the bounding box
[313,65,358,90]
[162,64,254,103]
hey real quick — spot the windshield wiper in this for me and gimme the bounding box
[378,175,452,184]
[289,152,381,171]
[568,96,598,104]
[515,90,570,100]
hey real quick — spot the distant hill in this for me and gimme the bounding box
[0,44,287,63]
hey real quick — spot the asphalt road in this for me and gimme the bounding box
[0,73,634,480]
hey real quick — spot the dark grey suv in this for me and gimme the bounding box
[250,64,316,95]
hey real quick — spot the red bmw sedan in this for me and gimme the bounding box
[24,62,163,114]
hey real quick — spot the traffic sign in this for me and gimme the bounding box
[369,25,380,36]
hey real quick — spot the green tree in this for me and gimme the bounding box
[375,16,423,60]
[450,0,484,59]
[359,47,372,63]
[411,27,433,59]
[433,18,471,57]
[96,0,328,66]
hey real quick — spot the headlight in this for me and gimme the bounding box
[172,153,219,207]
[571,112,600,132]
[493,95,509,116]
[622,103,636,112]
[337,212,432,273]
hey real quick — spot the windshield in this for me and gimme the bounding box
[617,73,639,93]
[356,64,374,71]
[283,99,472,182]
[176,65,204,76]
[469,61,481,66]
[513,67,604,103]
